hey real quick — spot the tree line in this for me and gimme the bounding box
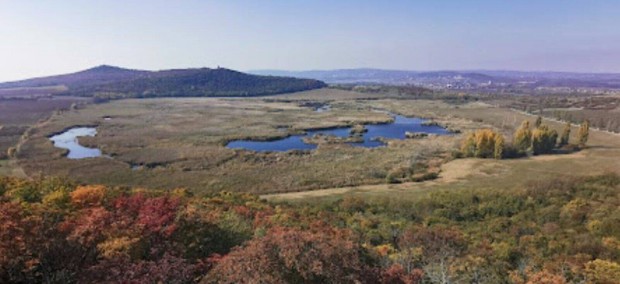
[460,116,590,159]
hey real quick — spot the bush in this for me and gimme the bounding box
[386,166,413,184]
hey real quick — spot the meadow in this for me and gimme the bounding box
[3,87,617,202]
[14,89,463,194]
[0,95,87,162]
[266,100,620,203]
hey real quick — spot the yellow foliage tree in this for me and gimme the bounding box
[585,259,620,284]
[534,116,543,128]
[70,185,107,207]
[514,121,532,153]
[494,134,504,159]
[460,132,476,157]
[559,122,571,146]
[461,129,505,159]
[97,237,142,260]
[531,125,558,155]
[578,120,590,147]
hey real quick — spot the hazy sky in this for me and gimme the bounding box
[1,0,620,81]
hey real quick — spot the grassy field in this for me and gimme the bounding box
[265,102,620,203]
[0,96,88,160]
[0,85,67,98]
[9,88,619,200]
[16,89,462,194]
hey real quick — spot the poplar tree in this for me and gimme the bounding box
[578,120,590,147]
[494,134,504,159]
[461,129,505,159]
[460,133,476,157]
[531,125,558,155]
[534,116,543,128]
[560,122,571,146]
[513,121,532,154]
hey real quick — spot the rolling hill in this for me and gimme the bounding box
[0,65,327,98]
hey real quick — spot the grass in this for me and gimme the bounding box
[264,102,620,204]
[16,89,460,194]
[0,159,27,177]
[0,96,87,160]
[0,85,67,98]
[11,88,619,202]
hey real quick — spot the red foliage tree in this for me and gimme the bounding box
[205,227,377,283]
[381,264,424,284]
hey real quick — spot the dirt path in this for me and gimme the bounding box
[261,147,606,202]
[261,157,480,200]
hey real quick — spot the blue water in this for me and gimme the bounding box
[49,127,102,159]
[227,115,449,152]
[315,105,331,112]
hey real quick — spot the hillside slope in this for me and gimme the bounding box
[68,68,327,98]
[0,66,327,98]
[0,65,148,89]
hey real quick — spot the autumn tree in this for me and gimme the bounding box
[584,259,620,284]
[559,122,571,146]
[380,264,424,284]
[205,227,375,284]
[494,134,504,159]
[578,120,590,147]
[474,129,496,158]
[0,202,41,282]
[70,185,107,208]
[399,226,466,284]
[460,133,476,157]
[6,147,16,159]
[534,116,543,128]
[513,121,532,154]
[460,129,505,159]
[531,125,558,155]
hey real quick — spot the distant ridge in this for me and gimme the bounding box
[250,68,620,89]
[0,65,148,89]
[0,66,326,98]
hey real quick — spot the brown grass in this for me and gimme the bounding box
[264,103,620,203]
[16,90,459,194]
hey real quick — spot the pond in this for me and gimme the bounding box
[315,104,331,112]
[49,127,102,159]
[226,115,450,152]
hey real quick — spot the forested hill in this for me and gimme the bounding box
[0,65,148,89]
[0,65,327,98]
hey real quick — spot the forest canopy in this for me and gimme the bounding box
[1,173,619,283]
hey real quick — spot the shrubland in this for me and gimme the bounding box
[1,173,619,283]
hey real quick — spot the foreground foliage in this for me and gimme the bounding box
[1,173,619,283]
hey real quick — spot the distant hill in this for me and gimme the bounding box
[0,65,148,89]
[250,69,504,85]
[250,68,620,90]
[0,66,326,98]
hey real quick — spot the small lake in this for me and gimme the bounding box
[315,104,331,112]
[49,127,102,159]
[226,115,450,152]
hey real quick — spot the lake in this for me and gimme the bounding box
[226,115,449,152]
[49,127,102,159]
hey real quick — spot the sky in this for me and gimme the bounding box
[1,0,620,81]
